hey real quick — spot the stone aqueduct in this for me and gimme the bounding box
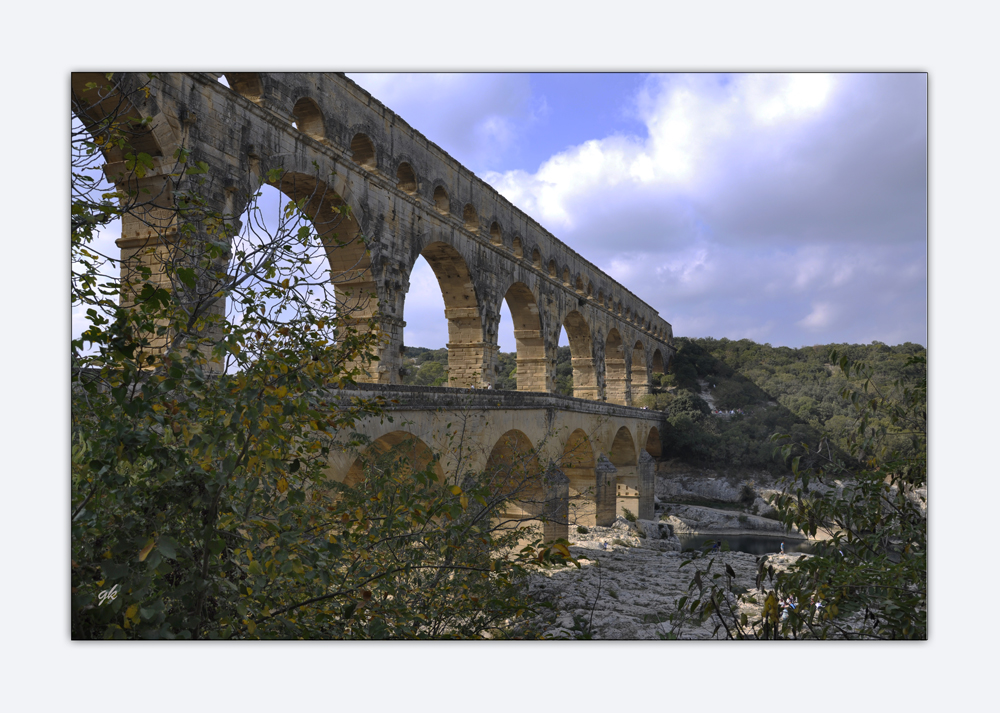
[76,71,678,537]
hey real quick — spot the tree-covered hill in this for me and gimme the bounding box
[641,337,926,472]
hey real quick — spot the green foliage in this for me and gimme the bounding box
[495,350,518,390]
[668,351,926,639]
[71,77,574,640]
[400,347,449,386]
[635,336,925,473]
[553,346,573,396]
[622,508,637,523]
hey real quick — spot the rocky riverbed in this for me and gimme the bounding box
[526,464,819,639]
[528,517,808,639]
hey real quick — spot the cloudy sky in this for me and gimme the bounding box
[348,73,927,352]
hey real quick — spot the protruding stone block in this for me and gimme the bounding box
[638,450,656,521]
[595,455,618,527]
[542,465,569,542]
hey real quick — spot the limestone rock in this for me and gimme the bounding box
[637,518,669,539]
[659,504,790,534]
[530,542,804,639]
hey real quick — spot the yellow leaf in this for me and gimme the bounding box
[126,604,139,622]
[138,540,155,562]
[553,543,571,558]
[460,494,468,510]
[276,477,288,493]
[449,485,463,496]
[246,619,256,634]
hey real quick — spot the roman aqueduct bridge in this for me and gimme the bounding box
[74,71,677,537]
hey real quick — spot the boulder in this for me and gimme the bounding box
[637,519,682,551]
[637,519,669,539]
[661,504,788,534]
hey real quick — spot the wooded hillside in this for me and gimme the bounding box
[642,338,926,472]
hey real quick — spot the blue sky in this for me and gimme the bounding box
[349,72,928,352]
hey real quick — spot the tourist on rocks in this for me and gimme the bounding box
[780,542,785,555]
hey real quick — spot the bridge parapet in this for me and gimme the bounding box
[328,383,669,420]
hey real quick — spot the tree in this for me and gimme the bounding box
[668,351,926,639]
[71,74,572,639]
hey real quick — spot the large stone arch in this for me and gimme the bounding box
[72,73,182,163]
[605,328,628,405]
[342,431,442,488]
[405,239,486,388]
[500,282,548,392]
[561,311,598,400]
[632,340,650,399]
[651,348,665,376]
[609,426,637,468]
[270,171,371,319]
[644,425,662,458]
[609,425,639,517]
[485,429,544,523]
[560,428,597,526]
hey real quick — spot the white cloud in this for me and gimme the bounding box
[478,73,925,348]
[347,73,533,173]
[798,301,837,330]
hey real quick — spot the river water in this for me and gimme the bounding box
[678,533,817,556]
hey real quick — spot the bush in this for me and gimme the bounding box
[669,351,926,639]
[70,76,577,639]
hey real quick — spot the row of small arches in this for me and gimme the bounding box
[342,425,663,489]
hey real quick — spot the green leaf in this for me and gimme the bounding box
[176,267,197,288]
[157,536,178,560]
[101,562,129,580]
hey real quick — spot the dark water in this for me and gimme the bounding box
[678,533,818,556]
